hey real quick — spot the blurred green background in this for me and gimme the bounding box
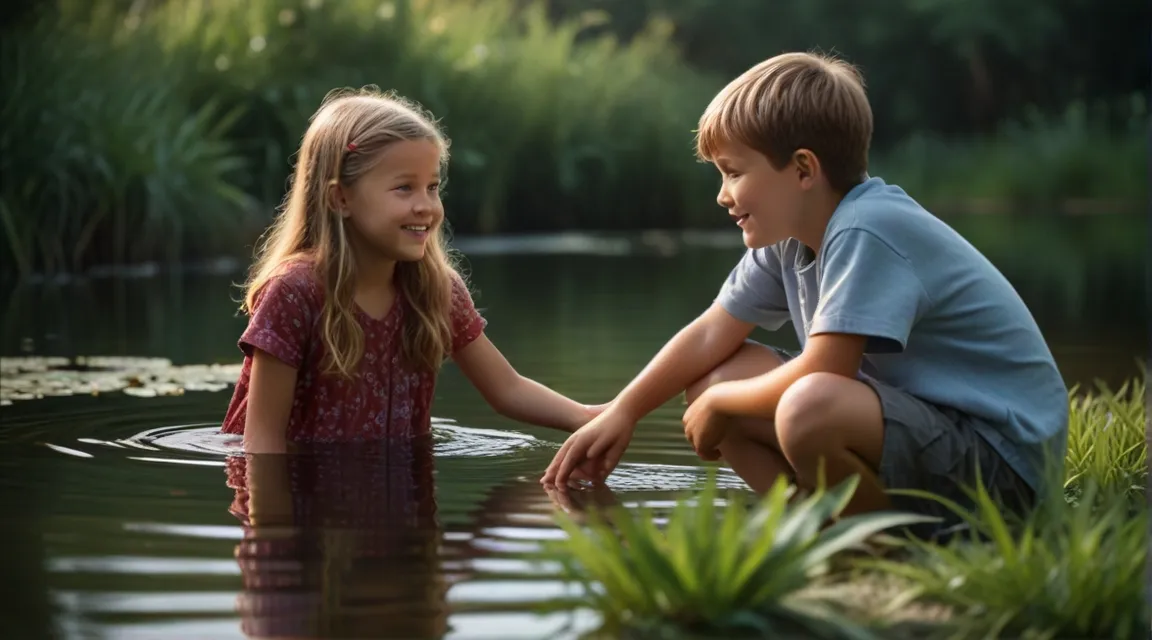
[0,0,1147,278]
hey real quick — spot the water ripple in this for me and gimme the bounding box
[115,419,550,461]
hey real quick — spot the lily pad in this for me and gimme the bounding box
[0,356,242,406]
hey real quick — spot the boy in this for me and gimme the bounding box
[541,51,1068,533]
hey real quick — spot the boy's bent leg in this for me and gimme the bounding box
[684,340,795,493]
[782,372,1037,540]
[774,373,891,516]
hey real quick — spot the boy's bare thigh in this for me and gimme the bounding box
[739,342,1036,540]
[684,339,787,449]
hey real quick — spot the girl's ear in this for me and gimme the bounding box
[327,181,351,218]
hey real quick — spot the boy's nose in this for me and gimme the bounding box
[716,188,734,209]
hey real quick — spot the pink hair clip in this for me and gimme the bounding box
[347,142,358,151]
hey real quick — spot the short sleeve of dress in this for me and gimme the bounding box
[448,271,486,355]
[239,264,319,369]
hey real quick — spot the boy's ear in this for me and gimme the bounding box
[792,149,820,188]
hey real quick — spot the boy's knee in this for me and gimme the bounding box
[776,372,843,453]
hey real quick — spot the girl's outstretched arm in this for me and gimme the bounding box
[453,333,604,433]
[244,349,297,453]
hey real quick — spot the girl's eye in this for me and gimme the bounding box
[395,185,412,192]
[428,183,440,192]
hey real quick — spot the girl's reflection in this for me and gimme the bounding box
[225,436,448,639]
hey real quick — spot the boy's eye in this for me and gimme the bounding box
[395,184,412,192]
[428,183,440,192]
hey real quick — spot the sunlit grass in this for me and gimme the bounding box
[861,479,1148,640]
[1063,374,1146,506]
[544,471,933,639]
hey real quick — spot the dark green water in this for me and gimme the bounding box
[0,226,1145,639]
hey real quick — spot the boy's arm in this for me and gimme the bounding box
[541,302,757,486]
[598,302,758,422]
[702,332,865,420]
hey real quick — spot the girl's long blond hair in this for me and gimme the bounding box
[241,87,460,377]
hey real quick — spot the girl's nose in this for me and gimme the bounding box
[412,195,433,215]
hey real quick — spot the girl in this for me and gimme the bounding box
[221,87,603,454]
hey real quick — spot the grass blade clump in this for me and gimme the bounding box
[863,475,1148,640]
[544,470,934,639]
[1063,375,1146,507]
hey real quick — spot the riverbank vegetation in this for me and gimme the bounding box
[544,374,1148,638]
[2,0,1145,278]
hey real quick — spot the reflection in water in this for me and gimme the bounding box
[225,437,449,639]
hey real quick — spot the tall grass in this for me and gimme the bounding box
[0,7,259,276]
[2,0,719,278]
[874,95,1148,211]
[545,471,932,639]
[865,481,1148,640]
[3,0,1145,278]
[1062,375,1147,508]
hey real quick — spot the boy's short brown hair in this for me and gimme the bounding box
[695,51,873,194]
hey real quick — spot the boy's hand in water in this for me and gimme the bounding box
[542,408,635,486]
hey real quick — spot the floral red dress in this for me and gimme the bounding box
[220,260,486,442]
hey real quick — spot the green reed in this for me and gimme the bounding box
[863,480,1148,640]
[542,470,932,639]
[1063,374,1147,506]
[2,0,718,277]
[3,0,1144,278]
[872,96,1148,210]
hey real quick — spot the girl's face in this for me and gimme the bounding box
[339,139,444,263]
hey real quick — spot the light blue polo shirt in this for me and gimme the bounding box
[716,176,1069,491]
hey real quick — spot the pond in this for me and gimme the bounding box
[0,225,1145,638]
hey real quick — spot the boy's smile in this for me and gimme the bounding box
[712,139,805,250]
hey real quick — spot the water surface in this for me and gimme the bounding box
[0,227,1145,638]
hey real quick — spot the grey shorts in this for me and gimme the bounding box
[772,347,1036,541]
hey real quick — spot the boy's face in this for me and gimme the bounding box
[712,140,804,250]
